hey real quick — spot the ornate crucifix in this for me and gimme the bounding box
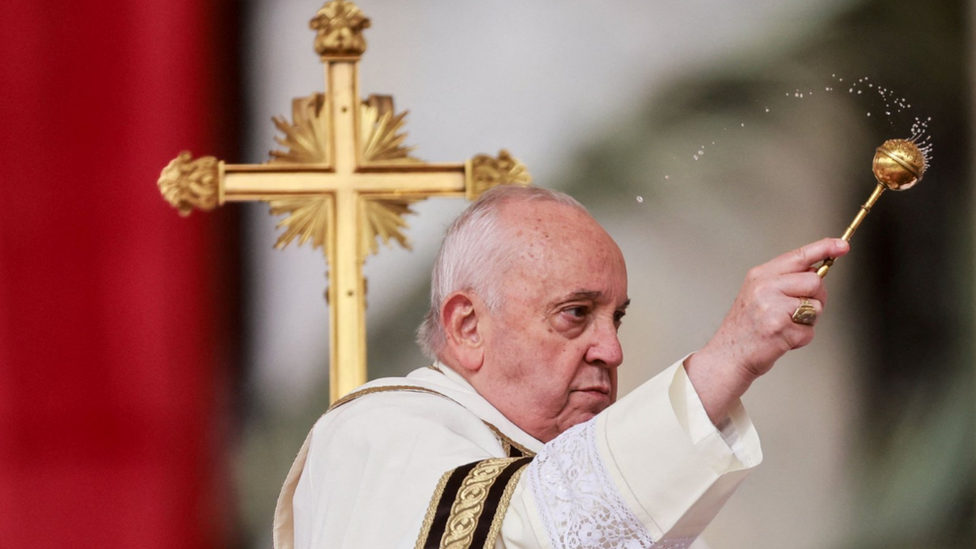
[157,0,531,402]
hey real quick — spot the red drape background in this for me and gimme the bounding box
[0,2,239,548]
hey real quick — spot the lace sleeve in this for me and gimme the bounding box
[525,419,697,549]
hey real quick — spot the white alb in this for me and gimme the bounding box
[528,419,698,549]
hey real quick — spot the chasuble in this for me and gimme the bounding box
[273,358,762,548]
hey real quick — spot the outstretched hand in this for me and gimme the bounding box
[684,238,850,424]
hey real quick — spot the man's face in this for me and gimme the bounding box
[477,200,629,443]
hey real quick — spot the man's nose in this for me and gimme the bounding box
[585,322,623,368]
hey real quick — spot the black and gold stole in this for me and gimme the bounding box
[414,454,532,549]
[329,384,536,549]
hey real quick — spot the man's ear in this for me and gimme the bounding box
[442,292,484,373]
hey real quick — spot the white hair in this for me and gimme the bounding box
[416,186,587,360]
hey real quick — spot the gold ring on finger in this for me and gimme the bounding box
[791,297,817,326]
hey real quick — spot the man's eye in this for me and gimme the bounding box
[614,311,626,324]
[563,306,587,319]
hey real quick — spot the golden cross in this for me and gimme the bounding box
[156,0,531,402]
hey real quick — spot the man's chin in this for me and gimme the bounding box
[563,408,602,430]
[569,392,612,419]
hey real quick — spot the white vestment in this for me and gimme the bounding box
[273,359,762,549]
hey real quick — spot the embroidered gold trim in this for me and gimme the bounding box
[414,463,455,549]
[483,422,535,458]
[327,384,535,458]
[415,458,526,549]
[482,466,527,549]
[440,458,517,548]
[328,385,446,412]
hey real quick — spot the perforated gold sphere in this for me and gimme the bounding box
[872,139,926,191]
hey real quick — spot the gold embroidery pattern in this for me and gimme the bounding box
[329,385,535,458]
[415,465,455,549]
[440,458,517,548]
[483,422,535,458]
[483,466,527,549]
[327,385,445,412]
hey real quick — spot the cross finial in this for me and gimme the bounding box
[310,0,371,59]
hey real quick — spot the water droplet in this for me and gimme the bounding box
[867,112,872,117]
[765,107,770,112]
[636,196,644,203]
[740,122,745,127]
[664,175,670,180]
[697,149,704,155]
[693,155,699,160]
[857,90,862,94]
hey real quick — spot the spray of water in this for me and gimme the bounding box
[633,73,933,207]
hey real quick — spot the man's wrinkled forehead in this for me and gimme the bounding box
[498,198,604,243]
[498,200,626,278]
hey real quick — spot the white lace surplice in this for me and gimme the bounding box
[528,420,663,548]
[505,361,760,548]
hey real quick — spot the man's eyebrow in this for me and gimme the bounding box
[560,290,601,302]
[547,291,630,309]
[546,291,598,310]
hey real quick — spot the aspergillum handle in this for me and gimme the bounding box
[816,182,887,278]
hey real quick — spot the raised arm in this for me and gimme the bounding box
[684,238,851,424]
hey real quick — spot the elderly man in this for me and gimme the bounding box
[273,186,849,549]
